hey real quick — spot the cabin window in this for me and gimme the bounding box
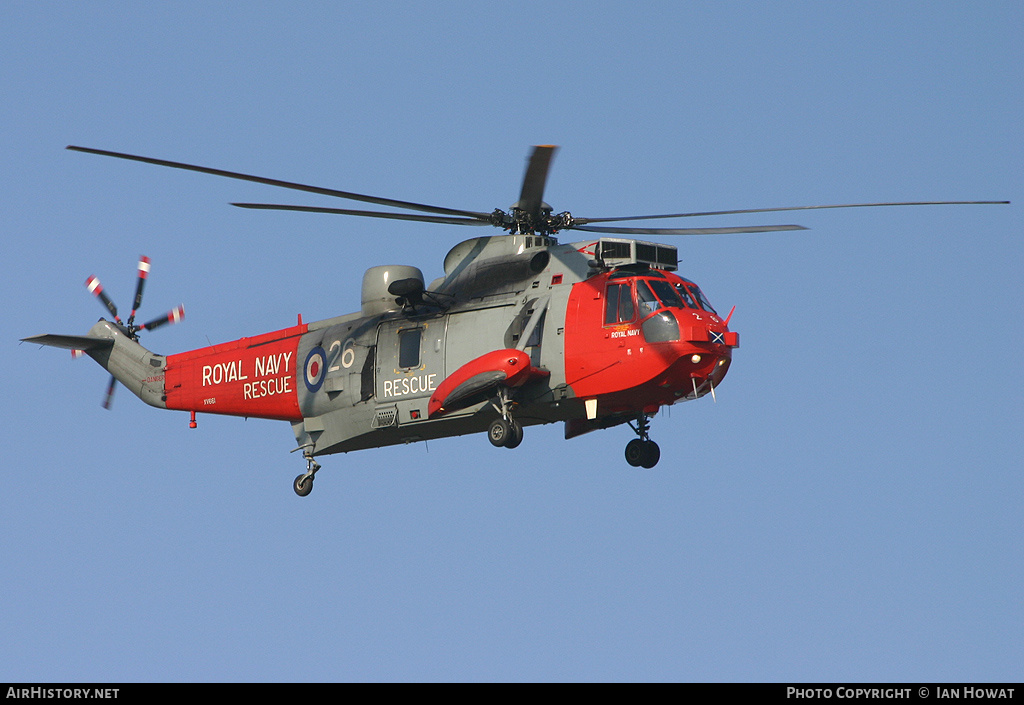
[360,346,376,401]
[398,329,421,368]
[604,283,635,324]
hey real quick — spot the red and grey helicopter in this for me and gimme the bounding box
[22,145,1007,495]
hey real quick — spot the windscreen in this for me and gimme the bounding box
[648,279,688,309]
[677,282,717,314]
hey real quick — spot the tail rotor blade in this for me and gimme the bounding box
[85,275,121,322]
[102,375,117,410]
[130,256,151,320]
[138,304,184,332]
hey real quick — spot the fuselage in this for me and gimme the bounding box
[148,235,738,456]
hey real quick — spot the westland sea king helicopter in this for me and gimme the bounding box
[23,145,1008,495]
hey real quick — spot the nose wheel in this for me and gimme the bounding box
[625,415,661,468]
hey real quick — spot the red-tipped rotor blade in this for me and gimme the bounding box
[85,275,121,322]
[102,375,117,410]
[138,304,184,332]
[131,256,151,318]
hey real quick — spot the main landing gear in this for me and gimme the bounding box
[488,387,523,449]
[488,416,523,448]
[625,414,661,468]
[293,452,320,497]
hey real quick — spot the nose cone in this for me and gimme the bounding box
[669,349,731,400]
[661,313,736,400]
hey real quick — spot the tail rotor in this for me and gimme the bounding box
[83,256,184,408]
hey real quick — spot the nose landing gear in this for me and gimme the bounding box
[625,414,660,468]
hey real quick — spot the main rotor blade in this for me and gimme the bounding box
[574,201,1010,225]
[66,145,492,220]
[516,145,557,219]
[231,203,492,226]
[573,224,808,235]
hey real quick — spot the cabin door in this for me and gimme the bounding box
[374,317,447,406]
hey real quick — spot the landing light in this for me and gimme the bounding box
[691,354,701,364]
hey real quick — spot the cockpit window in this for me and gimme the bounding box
[693,286,717,314]
[606,276,718,323]
[673,283,698,309]
[604,282,635,324]
[677,282,717,314]
[648,279,687,309]
[636,280,661,316]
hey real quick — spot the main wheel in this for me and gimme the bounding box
[293,473,313,497]
[504,421,524,449]
[625,439,646,467]
[488,418,512,448]
[639,440,661,469]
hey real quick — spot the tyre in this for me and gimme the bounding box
[504,421,524,449]
[625,438,646,467]
[488,418,512,448]
[293,473,313,497]
[639,441,661,469]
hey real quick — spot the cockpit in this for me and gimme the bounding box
[565,264,737,409]
[604,271,717,326]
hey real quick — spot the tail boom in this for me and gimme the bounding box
[22,319,168,409]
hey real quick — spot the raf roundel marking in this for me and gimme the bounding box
[304,346,327,393]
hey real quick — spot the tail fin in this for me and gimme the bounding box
[22,319,168,409]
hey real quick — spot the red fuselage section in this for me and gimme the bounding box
[164,323,307,421]
[563,269,737,416]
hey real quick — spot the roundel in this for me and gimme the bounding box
[304,346,327,393]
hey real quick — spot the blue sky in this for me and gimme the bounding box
[2,2,1021,682]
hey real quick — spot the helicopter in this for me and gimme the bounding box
[22,145,1008,496]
